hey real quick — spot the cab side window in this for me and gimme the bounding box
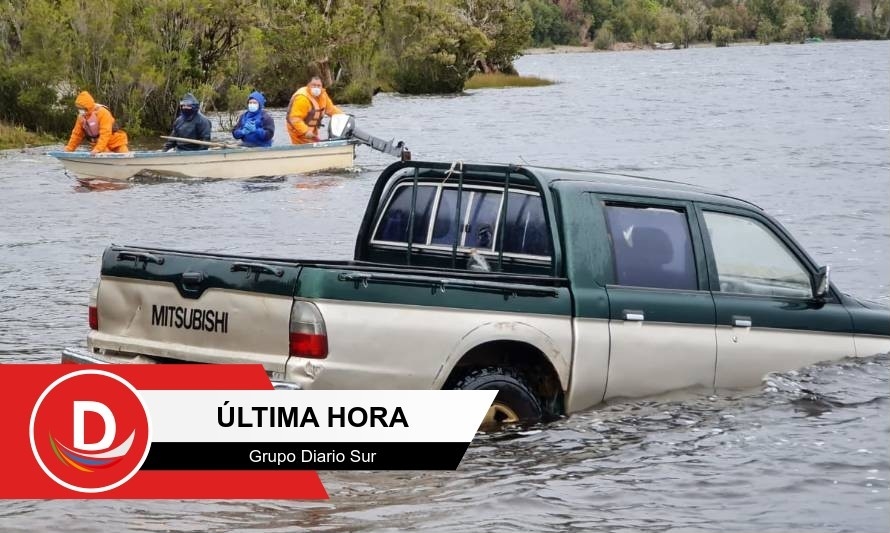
[702,211,812,298]
[604,204,698,290]
[501,192,551,257]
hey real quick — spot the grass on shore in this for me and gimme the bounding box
[0,121,61,150]
[465,72,554,90]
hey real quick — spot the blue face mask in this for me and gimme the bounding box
[247,103,259,113]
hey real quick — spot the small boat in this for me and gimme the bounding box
[47,139,360,181]
[47,115,411,182]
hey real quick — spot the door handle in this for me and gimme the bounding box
[181,271,204,285]
[180,271,205,293]
[733,316,752,328]
[230,262,284,278]
[624,310,645,321]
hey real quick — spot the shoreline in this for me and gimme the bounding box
[520,37,854,55]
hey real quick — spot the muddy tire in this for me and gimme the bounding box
[451,367,543,430]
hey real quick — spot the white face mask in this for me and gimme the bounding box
[77,109,86,116]
[310,87,322,97]
[247,103,259,112]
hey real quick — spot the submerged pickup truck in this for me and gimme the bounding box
[62,159,890,428]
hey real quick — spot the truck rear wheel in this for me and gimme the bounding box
[450,367,543,431]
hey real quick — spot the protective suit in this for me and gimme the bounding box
[286,84,343,144]
[64,91,129,153]
[232,91,275,147]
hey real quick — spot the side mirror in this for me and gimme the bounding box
[329,114,354,139]
[814,265,830,299]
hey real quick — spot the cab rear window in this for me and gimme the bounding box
[372,182,551,261]
[373,184,436,243]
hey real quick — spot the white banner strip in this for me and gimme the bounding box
[141,390,497,443]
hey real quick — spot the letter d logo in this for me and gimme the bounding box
[74,401,116,451]
[30,370,151,493]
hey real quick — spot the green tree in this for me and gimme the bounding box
[809,0,833,36]
[783,13,808,41]
[328,0,385,103]
[458,0,533,73]
[672,0,707,47]
[712,24,735,45]
[557,0,593,44]
[707,3,754,40]
[592,20,615,48]
[878,0,890,37]
[653,8,683,44]
[582,0,614,33]
[748,0,780,26]
[0,0,76,133]
[526,0,574,46]
[829,0,858,37]
[381,0,489,93]
[756,19,777,42]
[624,0,661,45]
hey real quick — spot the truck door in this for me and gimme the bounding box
[694,205,855,388]
[598,198,717,400]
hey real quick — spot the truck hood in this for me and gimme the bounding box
[848,294,889,311]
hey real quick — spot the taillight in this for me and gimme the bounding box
[88,278,99,330]
[289,301,327,358]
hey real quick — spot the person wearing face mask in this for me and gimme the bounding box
[232,91,275,148]
[286,76,344,145]
[162,92,212,152]
[64,90,129,155]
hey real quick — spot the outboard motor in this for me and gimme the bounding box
[329,114,411,161]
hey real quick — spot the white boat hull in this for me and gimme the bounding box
[47,140,357,181]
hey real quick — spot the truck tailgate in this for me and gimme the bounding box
[90,246,302,376]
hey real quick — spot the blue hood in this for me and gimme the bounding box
[248,91,266,110]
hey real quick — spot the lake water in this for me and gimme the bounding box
[0,40,887,532]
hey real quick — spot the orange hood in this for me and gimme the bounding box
[75,91,95,110]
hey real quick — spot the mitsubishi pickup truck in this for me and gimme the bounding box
[62,159,890,429]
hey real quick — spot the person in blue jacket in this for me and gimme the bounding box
[232,91,275,147]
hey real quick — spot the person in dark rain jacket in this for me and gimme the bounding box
[162,92,212,151]
[232,91,275,148]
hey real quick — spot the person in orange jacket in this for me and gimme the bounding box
[64,91,129,155]
[286,76,344,145]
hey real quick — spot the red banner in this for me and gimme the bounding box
[0,364,328,499]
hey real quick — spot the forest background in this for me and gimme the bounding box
[1,0,887,143]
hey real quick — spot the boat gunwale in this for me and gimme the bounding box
[46,138,358,161]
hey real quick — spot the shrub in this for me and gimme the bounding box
[712,25,736,46]
[756,20,777,43]
[782,14,808,43]
[593,22,616,49]
[464,72,553,89]
[335,80,374,105]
